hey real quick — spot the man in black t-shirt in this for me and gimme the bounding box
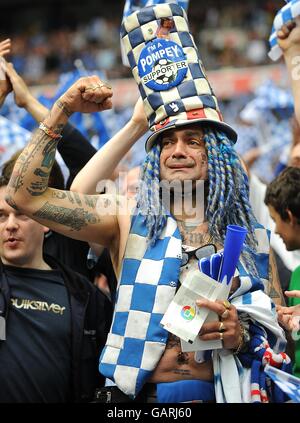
[0,179,112,402]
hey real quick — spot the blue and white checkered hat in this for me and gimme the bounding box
[121,3,237,151]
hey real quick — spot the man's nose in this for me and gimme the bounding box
[5,214,19,231]
[171,140,187,158]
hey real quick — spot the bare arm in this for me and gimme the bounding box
[70,98,148,194]
[5,76,120,247]
[278,19,300,126]
[0,39,12,107]
[4,60,48,121]
[266,249,286,306]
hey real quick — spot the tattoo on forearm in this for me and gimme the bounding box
[7,130,55,194]
[41,139,57,169]
[34,168,48,178]
[27,178,48,196]
[4,194,19,211]
[55,99,72,118]
[33,202,101,231]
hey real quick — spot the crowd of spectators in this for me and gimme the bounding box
[1,0,283,85]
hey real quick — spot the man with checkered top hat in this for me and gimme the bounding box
[6,3,290,403]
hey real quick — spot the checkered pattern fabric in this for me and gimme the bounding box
[269,0,300,61]
[99,213,182,397]
[213,289,289,403]
[265,364,300,402]
[212,225,290,403]
[121,3,237,150]
[99,213,288,400]
[0,116,31,167]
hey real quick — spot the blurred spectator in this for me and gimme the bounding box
[0,171,112,402]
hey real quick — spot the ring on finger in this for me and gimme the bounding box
[85,84,99,91]
[219,321,226,333]
[221,309,229,320]
[98,81,112,90]
[223,300,231,310]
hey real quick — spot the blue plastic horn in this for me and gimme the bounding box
[218,225,248,285]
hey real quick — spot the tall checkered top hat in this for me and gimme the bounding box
[121,3,237,151]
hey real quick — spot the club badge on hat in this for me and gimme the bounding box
[121,3,237,151]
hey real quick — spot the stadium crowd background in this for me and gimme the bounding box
[0,0,284,83]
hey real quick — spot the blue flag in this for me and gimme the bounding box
[265,364,300,403]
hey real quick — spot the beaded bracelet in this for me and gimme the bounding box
[39,122,62,140]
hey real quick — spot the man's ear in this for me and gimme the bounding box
[286,209,298,226]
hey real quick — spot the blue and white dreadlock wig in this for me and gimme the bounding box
[137,127,259,274]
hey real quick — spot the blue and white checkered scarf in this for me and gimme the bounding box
[269,0,300,61]
[99,213,289,401]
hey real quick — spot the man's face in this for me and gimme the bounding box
[159,125,208,183]
[268,204,300,251]
[0,186,48,267]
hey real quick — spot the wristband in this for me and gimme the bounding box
[39,122,62,140]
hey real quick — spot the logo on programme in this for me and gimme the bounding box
[181,305,196,321]
[138,38,188,91]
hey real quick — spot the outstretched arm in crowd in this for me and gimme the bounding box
[0,38,11,57]
[70,98,148,194]
[4,60,48,120]
[3,60,98,188]
[278,19,300,126]
[0,38,11,107]
[5,76,121,248]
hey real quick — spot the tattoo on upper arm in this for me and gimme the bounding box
[33,202,101,231]
[52,190,98,209]
[267,250,285,305]
[83,195,98,208]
